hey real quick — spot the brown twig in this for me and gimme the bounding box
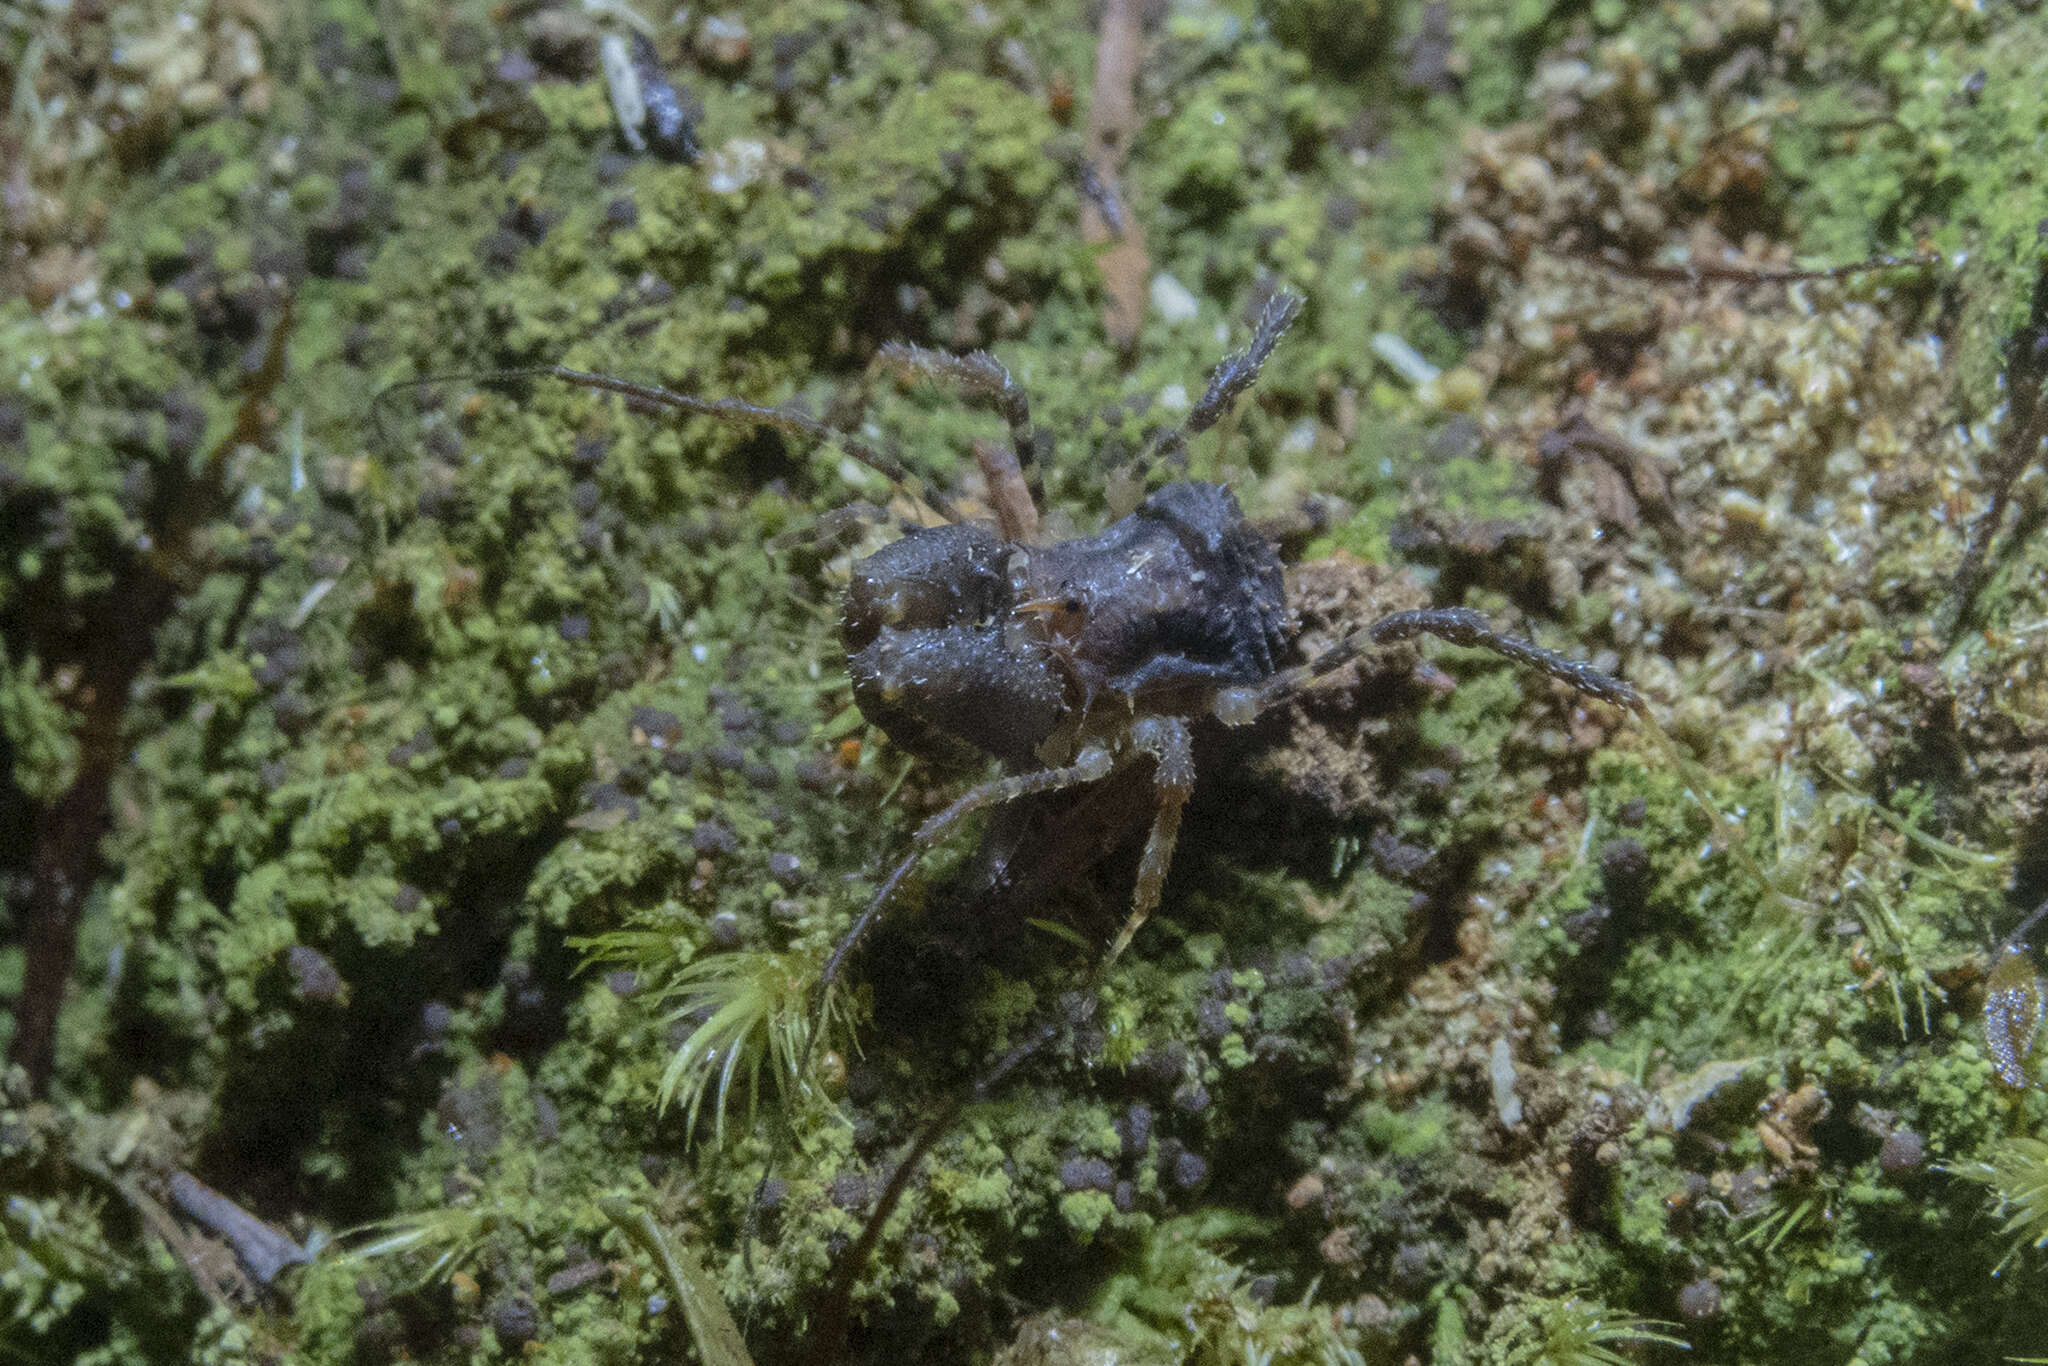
[1569,246,1939,289]
[1081,0,1149,349]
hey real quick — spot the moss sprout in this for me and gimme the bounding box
[1,1191,132,1352]
[1953,1136,2048,1273]
[599,1196,754,1366]
[328,1195,522,1288]
[575,932,855,1148]
[1090,1212,1363,1366]
[658,949,854,1147]
[1491,1294,1687,1366]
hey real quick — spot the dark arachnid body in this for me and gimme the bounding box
[536,289,1641,993]
[843,479,1288,769]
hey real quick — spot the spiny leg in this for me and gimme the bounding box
[1132,290,1305,476]
[1229,604,1644,722]
[1102,715,1195,969]
[874,342,1045,538]
[754,742,1118,1273]
[813,743,1117,1036]
[1367,607,1643,712]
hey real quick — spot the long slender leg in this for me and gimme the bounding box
[1102,715,1195,968]
[1226,604,1643,722]
[752,742,1120,1273]
[874,343,1045,540]
[549,366,967,524]
[817,744,1116,1009]
[374,365,968,524]
[1368,607,1643,711]
[1132,291,1304,475]
[873,344,1036,465]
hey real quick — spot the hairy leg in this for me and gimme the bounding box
[874,342,1044,539]
[1222,603,1644,722]
[1103,714,1195,968]
[1133,290,1305,475]
[817,743,1117,1019]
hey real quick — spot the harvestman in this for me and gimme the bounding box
[535,293,1641,1022]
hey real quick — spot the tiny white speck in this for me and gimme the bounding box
[1150,273,1200,325]
[1370,332,1440,386]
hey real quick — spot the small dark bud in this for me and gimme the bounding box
[828,1170,870,1210]
[1059,1155,1116,1193]
[692,821,739,856]
[286,945,345,1003]
[489,1293,540,1348]
[1564,903,1612,947]
[1878,1128,1925,1175]
[1116,1103,1153,1157]
[1677,1277,1722,1321]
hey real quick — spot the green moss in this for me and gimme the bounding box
[1060,1191,1116,1240]
[0,648,79,803]
[11,0,2048,1361]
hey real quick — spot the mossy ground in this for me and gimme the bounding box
[6,0,2048,1363]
